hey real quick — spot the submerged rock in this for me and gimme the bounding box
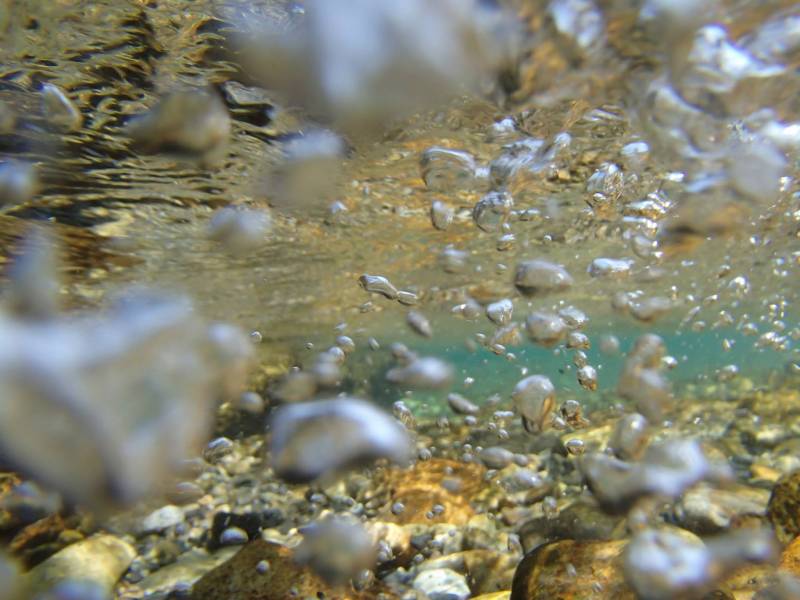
[510,539,632,600]
[25,535,134,598]
[374,459,486,526]
[269,397,413,483]
[413,567,471,600]
[767,470,800,544]
[190,539,393,600]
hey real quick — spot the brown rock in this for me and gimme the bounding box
[779,536,800,577]
[518,500,626,550]
[421,549,518,595]
[370,459,486,525]
[8,514,86,568]
[767,471,800,544]
[675,483,770,535]
[191,539,395,600]
[510,539,634,600]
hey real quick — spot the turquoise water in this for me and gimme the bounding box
[342,318,796,417]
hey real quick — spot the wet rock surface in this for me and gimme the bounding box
[190,539,394,600]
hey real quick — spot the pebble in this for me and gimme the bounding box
[219,527,249,546]
[413,567,471,600]
[25,535,135,598]
[137,505,185,536]
[203,437,235,464]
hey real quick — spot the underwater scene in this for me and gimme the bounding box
[1,0,800,598]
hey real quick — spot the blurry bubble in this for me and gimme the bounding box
[264,129,346,212]
[473,190,513,232]
[269,397,412,483]
[439,247,469,273]
[576,365,598,391]
[558,306,588,329]
[386,356,454,390]
[41,83,83,133]
[126,89,230,161]
[5,227,60,320]
[430,200,455,230]
[359,274,399,299]
[447,393,479,415]
[486,298,513,326]
[234,391,266,415]
[512,374,555,434]
[0,284,251,511]
[609,413,649,461]
[207,207,271,253]
[392,400,416,430]
[406,310,433,338]
[588,257,634,279]
[630,297,672,323]
[525,311,568,346]
[271,371,317,403]
[582,438,731,512]
[235,0,520,133]
[514,260,574,296]
[421,147,477,191]
[295,516,376,584]
[0,161,38,207]
[623,528,776,600]
[566,331,590,350]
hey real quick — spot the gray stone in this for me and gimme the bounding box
[137,548,238,598]
[138,505,185,535]
[413,567,470,600]
[25,535,135,598]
